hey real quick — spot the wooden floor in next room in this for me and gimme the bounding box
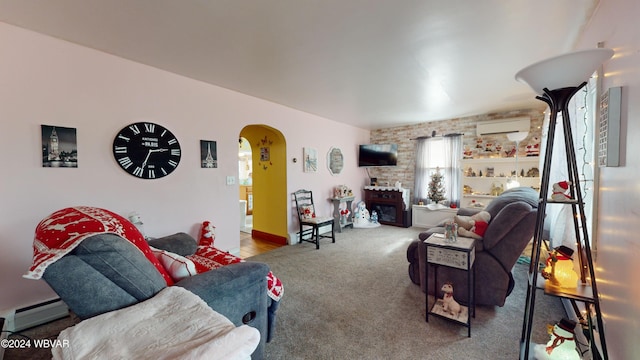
[239,231,284,258]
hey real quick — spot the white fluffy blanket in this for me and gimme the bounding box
[52,287,260,360]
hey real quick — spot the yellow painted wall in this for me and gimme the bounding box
[240,125,287,239]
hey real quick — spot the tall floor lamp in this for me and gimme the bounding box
[515,48,613,360]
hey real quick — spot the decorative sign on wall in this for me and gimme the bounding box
[41,125,78,168]
[327,147,344,175]
[200,140,217,168]
[598,86,621,167]
[303,147,318,173]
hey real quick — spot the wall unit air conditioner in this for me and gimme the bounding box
[476,117,530,136]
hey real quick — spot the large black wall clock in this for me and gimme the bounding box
[113,122,181,179]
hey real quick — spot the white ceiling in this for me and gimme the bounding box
[0,0,599,130]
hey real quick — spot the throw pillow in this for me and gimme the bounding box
[150,247,197,282]
[300,204,316,219]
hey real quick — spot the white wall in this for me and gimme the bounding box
[0,22,369,312]
[577,0,640,358]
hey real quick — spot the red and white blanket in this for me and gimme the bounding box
[25,207,284,302]
[24,206,174,285]
[188,245,284,302]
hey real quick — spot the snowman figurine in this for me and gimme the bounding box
[371,210,379,224]
[532,318,580,360]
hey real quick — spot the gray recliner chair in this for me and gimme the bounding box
[42,232,279,359]
[406,187,539,307]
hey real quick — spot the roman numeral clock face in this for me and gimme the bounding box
[113,122,181,179]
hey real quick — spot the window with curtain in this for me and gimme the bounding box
[414,134,463,206]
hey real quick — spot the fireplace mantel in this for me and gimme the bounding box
[363,187,411,227]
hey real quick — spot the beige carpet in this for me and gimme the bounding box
[248,225,566,360]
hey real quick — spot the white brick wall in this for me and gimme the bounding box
[369,108,545,203]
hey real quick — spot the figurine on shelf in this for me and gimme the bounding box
[505,146,516,158]
[484,141,494,152]
[463,146,474,159]
[491,183,504,196]
[440,282,462,318]
[532,318,580,360]
[334,185,351,198]
[339,208,350,224]
[541,245,579,288]
[526,136,541,156]
[551,181,572,201]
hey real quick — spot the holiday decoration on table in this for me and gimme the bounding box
[444,220,458,243]
[428,168,446,204]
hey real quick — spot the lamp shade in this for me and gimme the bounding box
[515,48,614,94]
[506,131,528,142]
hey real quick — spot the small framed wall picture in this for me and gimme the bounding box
[260,146,270,162]
[41,125,78,168]
[303,147,318,173]
[200,140,217,168]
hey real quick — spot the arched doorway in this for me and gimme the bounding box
[239,125,288,245]
[238,137,253,233]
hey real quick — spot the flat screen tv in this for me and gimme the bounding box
[358,144,398,167]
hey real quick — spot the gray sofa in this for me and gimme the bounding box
[42,232,279,359]
[406,187,539,306]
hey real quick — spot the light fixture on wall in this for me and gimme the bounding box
[505,131,528,189]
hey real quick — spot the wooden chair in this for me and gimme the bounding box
[293,189,335,249]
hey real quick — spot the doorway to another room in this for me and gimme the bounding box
[239,137,253,234]
[238,126,288,258]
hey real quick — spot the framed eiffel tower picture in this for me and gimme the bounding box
[200,140,217,168]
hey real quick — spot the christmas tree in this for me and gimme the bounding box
[428,168,446,204]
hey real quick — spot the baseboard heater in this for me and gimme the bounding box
[10,298,69,332]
